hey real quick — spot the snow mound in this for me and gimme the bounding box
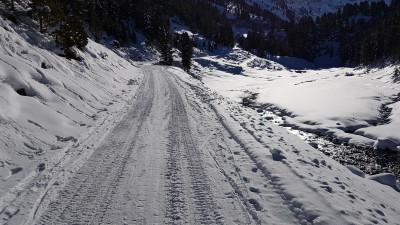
[368,173,400,191]
[346,165,365,178]
[373,138,399,152]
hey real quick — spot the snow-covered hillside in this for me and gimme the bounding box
[0,15,143,205]
[245,0,389,19]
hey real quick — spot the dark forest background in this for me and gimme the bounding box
[1,0,399,66]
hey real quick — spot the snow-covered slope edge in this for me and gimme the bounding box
[170,67,400,225]
[0,16,143,219]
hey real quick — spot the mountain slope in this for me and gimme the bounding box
[245,0,389,19]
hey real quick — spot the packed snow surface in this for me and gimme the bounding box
[1,15,400,225]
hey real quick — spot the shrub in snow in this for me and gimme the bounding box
[373,138,399,152]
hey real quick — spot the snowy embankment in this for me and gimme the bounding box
[196,47,400,152]
[171,67,400,225]
[0,16,142,210]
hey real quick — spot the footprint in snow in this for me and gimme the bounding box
[270,149,286,161]
[320,185,333,193]
[249,187,261,193]
[248,198,262,211]
[10,167,23,175]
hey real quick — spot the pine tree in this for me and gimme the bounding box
[58,18,88,59]
[46,0,64,26]
[219,22,234,48]
[30,0,51,33]
[393,67,400,83]
[180,32,193,72]
[159,28,173,66]
[88,0,102,42]
[1,0,15,10]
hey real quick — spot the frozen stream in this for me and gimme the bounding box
[257,108,400,180]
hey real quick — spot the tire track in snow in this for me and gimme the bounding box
[163,70,224,225]
[37,73,155,224]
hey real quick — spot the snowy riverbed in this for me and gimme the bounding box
[197,47,400,152]
[258,108,400,180]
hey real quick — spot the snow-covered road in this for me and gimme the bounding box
[32,66,256,224]
[2,66,400,225]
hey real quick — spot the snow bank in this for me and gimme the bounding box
[0,16,142,202]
